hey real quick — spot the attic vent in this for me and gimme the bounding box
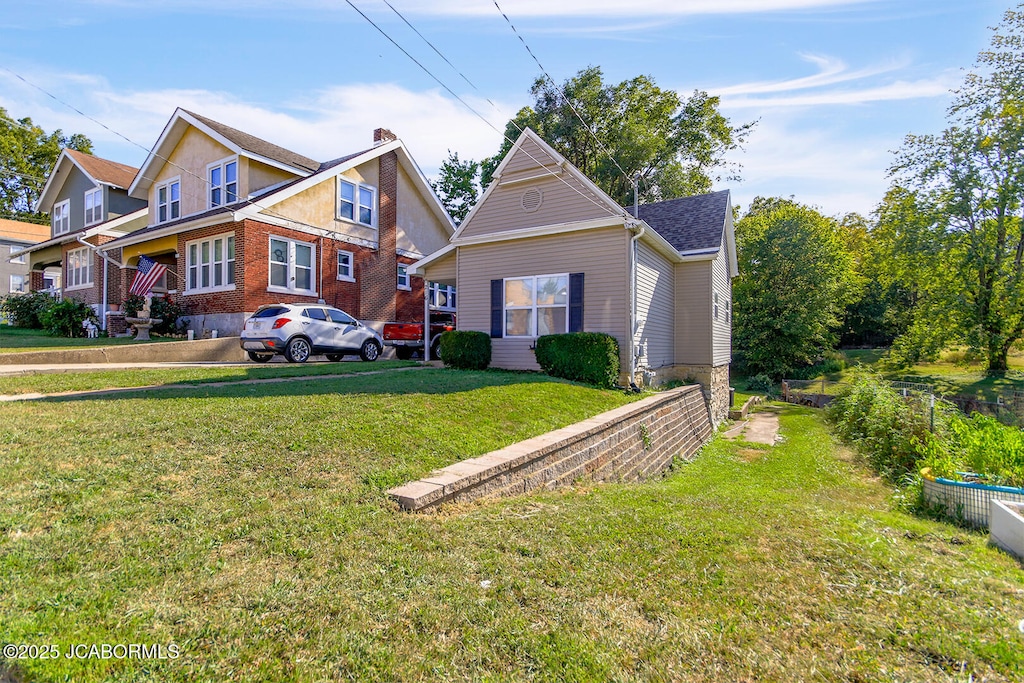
[521,188,543,213]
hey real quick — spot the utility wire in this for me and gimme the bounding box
[344,0,623,219]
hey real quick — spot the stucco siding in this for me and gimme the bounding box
[674,260,712,365]
[457,227,630,372]
[635,241,675,369]
[246,158,298,197]
[396,164,450,257]
[711,244,733,365]
[151,127,234,223]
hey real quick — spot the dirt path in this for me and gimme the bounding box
[723,409,781,445]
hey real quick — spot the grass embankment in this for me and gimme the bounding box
[1,372,1022,681]
[0,326,179,353]
[0,360,418,396]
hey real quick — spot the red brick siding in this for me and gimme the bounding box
[29,270,45,292]
[396,254,424,323]
[61,238,103,307]
[176,221,246,316]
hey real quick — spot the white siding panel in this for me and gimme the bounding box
[457,227,630,372]
[674,261,712,365]
[635,242,675,369]
[711,244,733,365]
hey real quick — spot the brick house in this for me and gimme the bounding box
[11,149,148,326]
[102,109,455,336]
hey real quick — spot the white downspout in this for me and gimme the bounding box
[423,280,431,361]
[629,224,645,383]
[77,236,120,331]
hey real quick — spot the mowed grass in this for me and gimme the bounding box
[2,372,1023,682]
[0,326,178,353]
[0,360,418,396]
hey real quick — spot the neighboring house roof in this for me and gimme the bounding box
[626,189,732,255]
[129,108,321,199]
[0,217,50,244]
[35,149,142,212]
[8,208,149,259]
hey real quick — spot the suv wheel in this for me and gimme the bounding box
[285,337,312,363]
[360,339,381,362]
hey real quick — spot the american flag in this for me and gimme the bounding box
[129,255,168,296]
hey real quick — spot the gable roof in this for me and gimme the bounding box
[627,189,731,255]
[129,108,320,199]
[35,149,141,212]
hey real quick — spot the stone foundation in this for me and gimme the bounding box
[388,384,713,512]
[643,363,731,425]
[182,313,247,338]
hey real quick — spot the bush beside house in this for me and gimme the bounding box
[439,331,491,370]
[535,333,620,388]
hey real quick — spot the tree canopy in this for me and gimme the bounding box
[0,107,92,224]
[430,151,479,225]
[431,66,755,216]
[887,5,1024,375]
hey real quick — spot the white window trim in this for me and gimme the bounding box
[66,246,93,291]
[9,251,26,265]
[9,274,27,294]
[397,264,411,291]
[155,177,182,224]
[504,273,569,338]
[207,156,239,209]
[184,231,236,295]
[337,177,378,229]
[84,187,103,226]
[337,249,355,282]
[429,282,456,312]
[52,199,71,235]
[267,234,318,296]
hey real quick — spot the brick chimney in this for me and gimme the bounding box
[359,148,399,323]
[374,128,397,146]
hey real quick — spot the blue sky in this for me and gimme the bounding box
[0,0,1010,217]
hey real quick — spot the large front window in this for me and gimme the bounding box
[66,247,93,289]
[52,199,70,235]
[156,179,181,223]
[338,179,376,227]
[84,188,103,225]
[209,158,238,207]
[429,282,456,311]
[504,274,568,337]
[186,233,235,293]
[269,236,315,294]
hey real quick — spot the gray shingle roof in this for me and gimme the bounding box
[626,189,730,254]
[183,110,320,174]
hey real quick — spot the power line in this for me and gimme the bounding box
[342,0,623,220]
[490,1,632,187]
[0,168,46,185]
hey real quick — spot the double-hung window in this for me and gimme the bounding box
[186,233,235,293]
[156,179,181,223]
[429,282,456,311]
[338,179,376,227]
[337,250,355,282]
[84,188,103,225]
[52,199,70,235]
[269,236,315,294]
[9,274,26,294]
[66,247,93,289]
[209,158,238,207]
[397,264,410,290]
[504,274,568,337]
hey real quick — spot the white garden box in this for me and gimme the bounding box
[990,500,1024,560]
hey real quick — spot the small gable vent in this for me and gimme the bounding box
[521,188,543,213]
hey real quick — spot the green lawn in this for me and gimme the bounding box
[1,372,1021,682]
[0,360,418,396]
[0,326,178,353]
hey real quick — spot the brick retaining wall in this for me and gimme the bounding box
[388,384,713,512]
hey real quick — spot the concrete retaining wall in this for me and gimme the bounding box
[0,337,246,365]
[388,384,713,512]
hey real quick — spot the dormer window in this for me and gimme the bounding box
[156,179,181,223]
[338,178,376,227]
[84,188,103,225]
[209,158,238,207]
[52,199,70,235]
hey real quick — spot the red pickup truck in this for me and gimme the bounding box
[382,312,456,360]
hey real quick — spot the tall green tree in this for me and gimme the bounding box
[475,66,754,206]
[889,5,1024,375]
[430,150,479,225]
[733,197,856,379]
[0,107,92,223]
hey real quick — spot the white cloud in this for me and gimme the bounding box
[722,76,956,109]
[714,53,909,96]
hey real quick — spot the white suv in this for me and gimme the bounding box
[240,303,383,363]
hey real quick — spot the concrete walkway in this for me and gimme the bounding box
[723,409,781,445]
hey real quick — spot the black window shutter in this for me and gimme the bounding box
[490,279,503,338]
[569,272,584,332]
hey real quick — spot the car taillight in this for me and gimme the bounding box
[271,318,291,329]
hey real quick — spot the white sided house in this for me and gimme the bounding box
[413,129,737,423]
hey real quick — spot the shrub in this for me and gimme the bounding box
[789,351,847,380]
[439,330,491,370]
[746,373,776,396]
[39,298,98,338]
[0,291,55,329]
[534,332,619,388]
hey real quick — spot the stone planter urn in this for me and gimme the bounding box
[124,296,162,342]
